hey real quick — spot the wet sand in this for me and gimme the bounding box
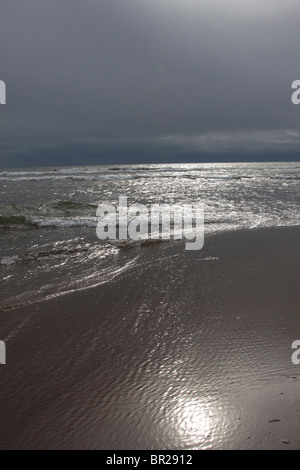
[0,227,300,450]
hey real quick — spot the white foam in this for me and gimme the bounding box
[0,256,20,266]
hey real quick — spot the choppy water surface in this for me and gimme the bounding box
[0,162,299,309]
[1,162,299,230]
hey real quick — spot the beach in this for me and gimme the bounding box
[1,0,300,453]
[0,226,299,450]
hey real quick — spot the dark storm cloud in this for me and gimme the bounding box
[0,0,300,166]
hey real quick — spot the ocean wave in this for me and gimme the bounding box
[0,245,91,266]
[0,215,30,227]
[29,217,99,228]
[1,167,299,183]
[0,175,100,182]
[0,212,299,232]
[46,200,98,211]
[0,200,101,229]
[0,168,105,177]
[0,256,20,266]
[0,174,137,182]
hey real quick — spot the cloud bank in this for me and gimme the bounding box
[0,0,299,166]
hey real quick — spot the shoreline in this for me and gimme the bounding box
[0,225,299,449]
[1,225,299,313]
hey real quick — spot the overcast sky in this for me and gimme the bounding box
[0,0,300,167]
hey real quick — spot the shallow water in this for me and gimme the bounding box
[0,228,299,449]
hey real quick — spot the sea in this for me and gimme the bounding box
[0,161,299,311]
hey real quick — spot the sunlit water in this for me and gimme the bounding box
[0,163,300,449]
[0,162,299,309]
